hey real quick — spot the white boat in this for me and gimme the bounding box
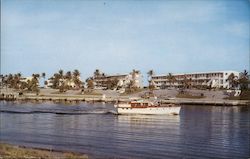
[114,100,181,115]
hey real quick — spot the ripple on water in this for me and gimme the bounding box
[0,101,249,158]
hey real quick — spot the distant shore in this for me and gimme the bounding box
[0,88,249,106]
[0,143,88,159]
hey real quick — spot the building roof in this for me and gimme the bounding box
[152,70,240,77]
[94,73,129,79]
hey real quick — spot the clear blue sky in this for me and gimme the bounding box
[1,0,250,82]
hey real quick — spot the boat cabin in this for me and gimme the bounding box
[130,101,156,108]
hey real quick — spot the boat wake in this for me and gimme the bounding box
[0,109,118,115]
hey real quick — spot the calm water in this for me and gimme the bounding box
[0,101,249,159]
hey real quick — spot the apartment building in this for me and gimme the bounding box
[45,77,82,89]
[151,71,240,89]
[93,71,143,90]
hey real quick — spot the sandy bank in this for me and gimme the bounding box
[0,143,88,159]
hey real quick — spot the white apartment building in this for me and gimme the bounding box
[45,77,82,88]
[93,71,143,90]
[151,71,240,89]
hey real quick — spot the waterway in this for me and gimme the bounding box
[0,101,249,158]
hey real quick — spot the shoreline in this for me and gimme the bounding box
[1,93,249,106]
[0,142,88,159]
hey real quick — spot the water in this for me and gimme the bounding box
[0,101,249,158]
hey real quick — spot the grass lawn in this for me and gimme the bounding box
[0,143,88,159]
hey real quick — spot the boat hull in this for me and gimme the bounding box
[117,106,181,115]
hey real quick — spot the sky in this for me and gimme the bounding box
[1,0,250,84]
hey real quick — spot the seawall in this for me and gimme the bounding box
[0,93,249,106]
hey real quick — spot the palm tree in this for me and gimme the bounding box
[94,69,101,78]
[131,69,140,79]
[41,72,46,87]
[227,73,239,89]
[6,74,13,88]
[72,69,82,89]
[147,70,154,77]
[32,73,40,79]
[58,69,64,79]
[127,80,137,93]
[20,81,28,91]
[239,70,249,91]
[182,75,191,89]
[65,71,72,80]
[0,75,4,89]
[52,73,60,89]
[86,78,94,89]
[41,72,45,79]
[147,70,154,81]
[73,69,80,77]
[17,73,22,78]
[25,74,40,93]
[106,78,119,90]
[167,73,176,87]
[32,74,40,85]
[13,74,21,89]
[59,81,66,93]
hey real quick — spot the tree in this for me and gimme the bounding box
[73,69,80,77]
[26,75,40,93]
[41,72,46,79]
[126,79,139,93]
[52,73,61,89]
[0,75,4,89]
[227,73,239,89]
[149,82,155,91]
[86,78,94,89]
[2,75,7,89]
[94,69,101,78]
[147,70,154,85]
[73,69,82,89]
[147,70,154,79]
[17,73,22,78]
[238,70,249,91]
[44,80,48,86]
[41,72,46,87]
[13,74,20,89]
[20,81,28,91]
[58,69,64,79]
[32,73,40,80]
[65,71,72,80]
[6,74,13,88]
[167,73,176,87]
[131,69,140,79]
[4,73,22,89]
[106,78,119,90]
[59,81,67,93]
[182,75,192,89]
